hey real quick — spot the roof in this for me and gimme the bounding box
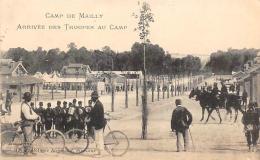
[61,63,92,76]
[237,64,260,82]
[0,75,44,85]
[0,59,28,75]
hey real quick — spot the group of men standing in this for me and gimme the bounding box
[20,91,106,156]
[31,98,87,135]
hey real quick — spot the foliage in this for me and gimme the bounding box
[3,42,202,75]
[206,48,259,74]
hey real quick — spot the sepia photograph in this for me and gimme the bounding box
[0,0,260,159]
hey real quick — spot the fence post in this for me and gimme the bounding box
[64,83,67,99]
[51,85,54,100]
[157,84,160,101]
[76,84,78,98]
[125,79,128,108]
[111,79,115,112]
[167,84,170,98]
[174,75,177,96]
[136,79,139,106]
[37,84,39,101]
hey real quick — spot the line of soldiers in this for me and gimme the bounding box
[30,99,90,136]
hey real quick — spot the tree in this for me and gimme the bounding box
[133,1,154,139]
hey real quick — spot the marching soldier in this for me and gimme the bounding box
[44,103,53,131]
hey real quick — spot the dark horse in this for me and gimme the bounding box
[219,93,245,122]
[189,89,221,123]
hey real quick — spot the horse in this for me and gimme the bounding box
[189,89,218,123]
[225,94,245,122]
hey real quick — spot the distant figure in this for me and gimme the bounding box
[229,84,235,93]
[242,102,259,152]
[5,90,13,114]
[171,99,193,152]
[242,90,248,107]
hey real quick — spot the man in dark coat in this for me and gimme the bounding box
[35,102,45,136]
[89,91,106,155]
[62,101,68,132]
[242,89,248,107]
[54,101,64,132]
[44,103,53,131]
[242,102,259,152]
[171,99,193,152]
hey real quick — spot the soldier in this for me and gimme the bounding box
[72,99,77,107]
[44,103,53,131]
[30,102,35,111]
[220,82,228,95]
[242,89,248,107]
[220,82,228,108]
[229,83,235,93]
[67,102,76,131]
[62,101,68,132]
[30,102,37,135]
[242,102,260,152]
[35,102,45,136]
[53,101,64,132]
[211,83,219,96]
[76,101,86,130]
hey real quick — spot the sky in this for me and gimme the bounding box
[0,0,260,58]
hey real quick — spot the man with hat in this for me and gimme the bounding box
[171,99,193,152]
[89,91,106,156]
[62,101,68,132]
[242,102,260,152]
[20,92,39,155]
[35,102,45,136]
[44,103,53,131]
[54,101,64,132]
[76,101,86,131]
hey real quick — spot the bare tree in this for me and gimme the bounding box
[133,1,154,139]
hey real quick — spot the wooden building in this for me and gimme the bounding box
[236,53,260,105]
[0,59,43,101]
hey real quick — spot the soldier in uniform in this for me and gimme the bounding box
[30,102,37,135]
[44,103,53,131]
[242,89,248,107]
[76,101,86,130]
[30,102,35,111]
[72,99,77,108]
[53,101,64,132]
[220,82,228,108]
[67,102,76,131]
[62,101,68,132]
[35,102,45,136]
[242,102,260,152]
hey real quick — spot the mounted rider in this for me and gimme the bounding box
[220,82,228,108]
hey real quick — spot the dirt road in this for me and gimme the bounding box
[1,78,260,159]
